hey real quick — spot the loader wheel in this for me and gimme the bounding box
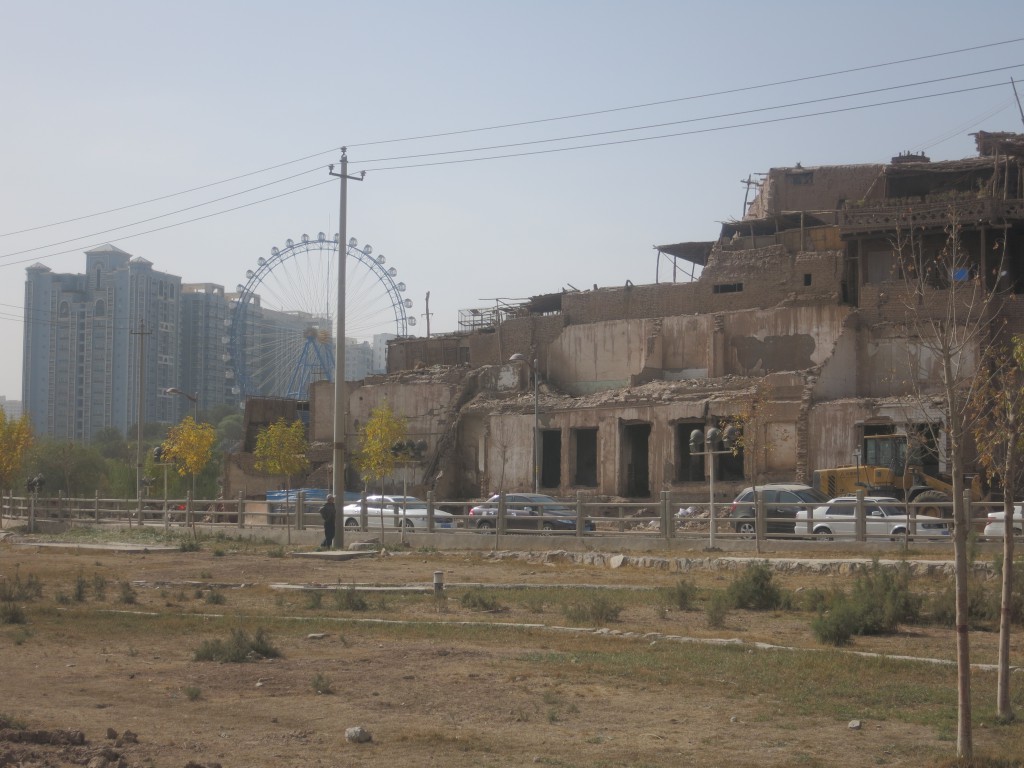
[912,490,950,519]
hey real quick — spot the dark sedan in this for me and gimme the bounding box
[468,493,595,532]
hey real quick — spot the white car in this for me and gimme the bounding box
[341,495,455,530]
[796,496,950,540]
[983,505,1023,538]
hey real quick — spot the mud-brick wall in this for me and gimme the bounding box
[465,314,565,369]
[387,335,470,372]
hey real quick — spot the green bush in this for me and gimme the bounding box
[91,574,107,601]
[305,591,324,610]
[1,602,26,624]
[811,600,862,646]
[205,590,226,605]
[460,589,503,612]
[184,686,201,702]
[662,579,698,611]
[118,581,138,605]
[0,570,42,602]
[194,627,281,663]
[563,595,622,625]
[312,673,334,695]
[727,561,785,610]
[74,573,88,602]
[811,561,924,645]
[705,591,729,628]
[848,561,921,634]
[333,586,369,612]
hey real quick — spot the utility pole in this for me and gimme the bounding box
[131,321,151,522]
[328,148,365,548]
[422,291,432,338]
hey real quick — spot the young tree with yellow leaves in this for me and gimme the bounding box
[355,404,406,495]
[0,407,33,492]
[160,416,217,500]
[253,418,309,499]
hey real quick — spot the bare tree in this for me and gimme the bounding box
[970,334,1024,722]
[893,211,1008,757]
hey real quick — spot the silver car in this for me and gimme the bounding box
[983,505,1023,538]
[341,495,455,530]
[796,496,950,540]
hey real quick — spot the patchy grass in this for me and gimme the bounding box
[193,627,281,663]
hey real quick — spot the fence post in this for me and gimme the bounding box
[576,491,585,537]
[855,490,866,542]
[297,491,305,532]
[28,493,35,534]
[94,491,100,524]
[237,492,245,528]
[427,490,435,533]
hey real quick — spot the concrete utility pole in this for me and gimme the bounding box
[422,291,432,338]
[328,149,365,547]
[131,321,151,521]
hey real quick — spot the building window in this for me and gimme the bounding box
[540,430,562,489]
[713,283,743,294]
[803,274,812,286]
[571,428,598,487]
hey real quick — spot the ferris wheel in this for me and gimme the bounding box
[229,232,414,400]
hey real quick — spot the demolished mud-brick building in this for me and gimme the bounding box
[226,131,1024,507]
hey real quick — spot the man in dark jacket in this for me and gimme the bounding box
[319,494,337,549]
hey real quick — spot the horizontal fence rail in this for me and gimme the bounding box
[1,489,1020,547]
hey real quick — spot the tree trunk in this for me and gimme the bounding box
[948,368,973,758]
[997,437,1017,721]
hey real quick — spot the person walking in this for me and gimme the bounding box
[319,494,337,550]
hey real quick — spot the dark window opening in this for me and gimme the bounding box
[788,171,814,185]
[803,273,812,286]
[713,283,743,294]
[572,428,598,487]
[540,429,561,489]
[621,422,651,498]
[675,422,705,482]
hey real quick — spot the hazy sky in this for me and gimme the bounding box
[2,1,1023,401]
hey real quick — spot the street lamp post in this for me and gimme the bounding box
[509,354,540,493]
[690,425,740,548]
[165,388,199,502]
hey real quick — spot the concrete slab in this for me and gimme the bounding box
[290,550,376,562]
[12,542,180,554]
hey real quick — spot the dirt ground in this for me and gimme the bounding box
[2,536,1023,768]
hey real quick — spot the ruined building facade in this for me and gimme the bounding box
[228,132,1024,505]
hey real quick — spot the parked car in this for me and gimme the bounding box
[341,495,455,530]
[983,505,1023,538]
[468,493,595,532]
[796,496,950,540]
[729,484,830,537]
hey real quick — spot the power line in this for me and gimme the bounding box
[3,80,1013,270]
[360,82,1013,173]
[343,36,1024,149]
[3,66,1019,265]
[347,65,1023,167]
[4,36,1021,239]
